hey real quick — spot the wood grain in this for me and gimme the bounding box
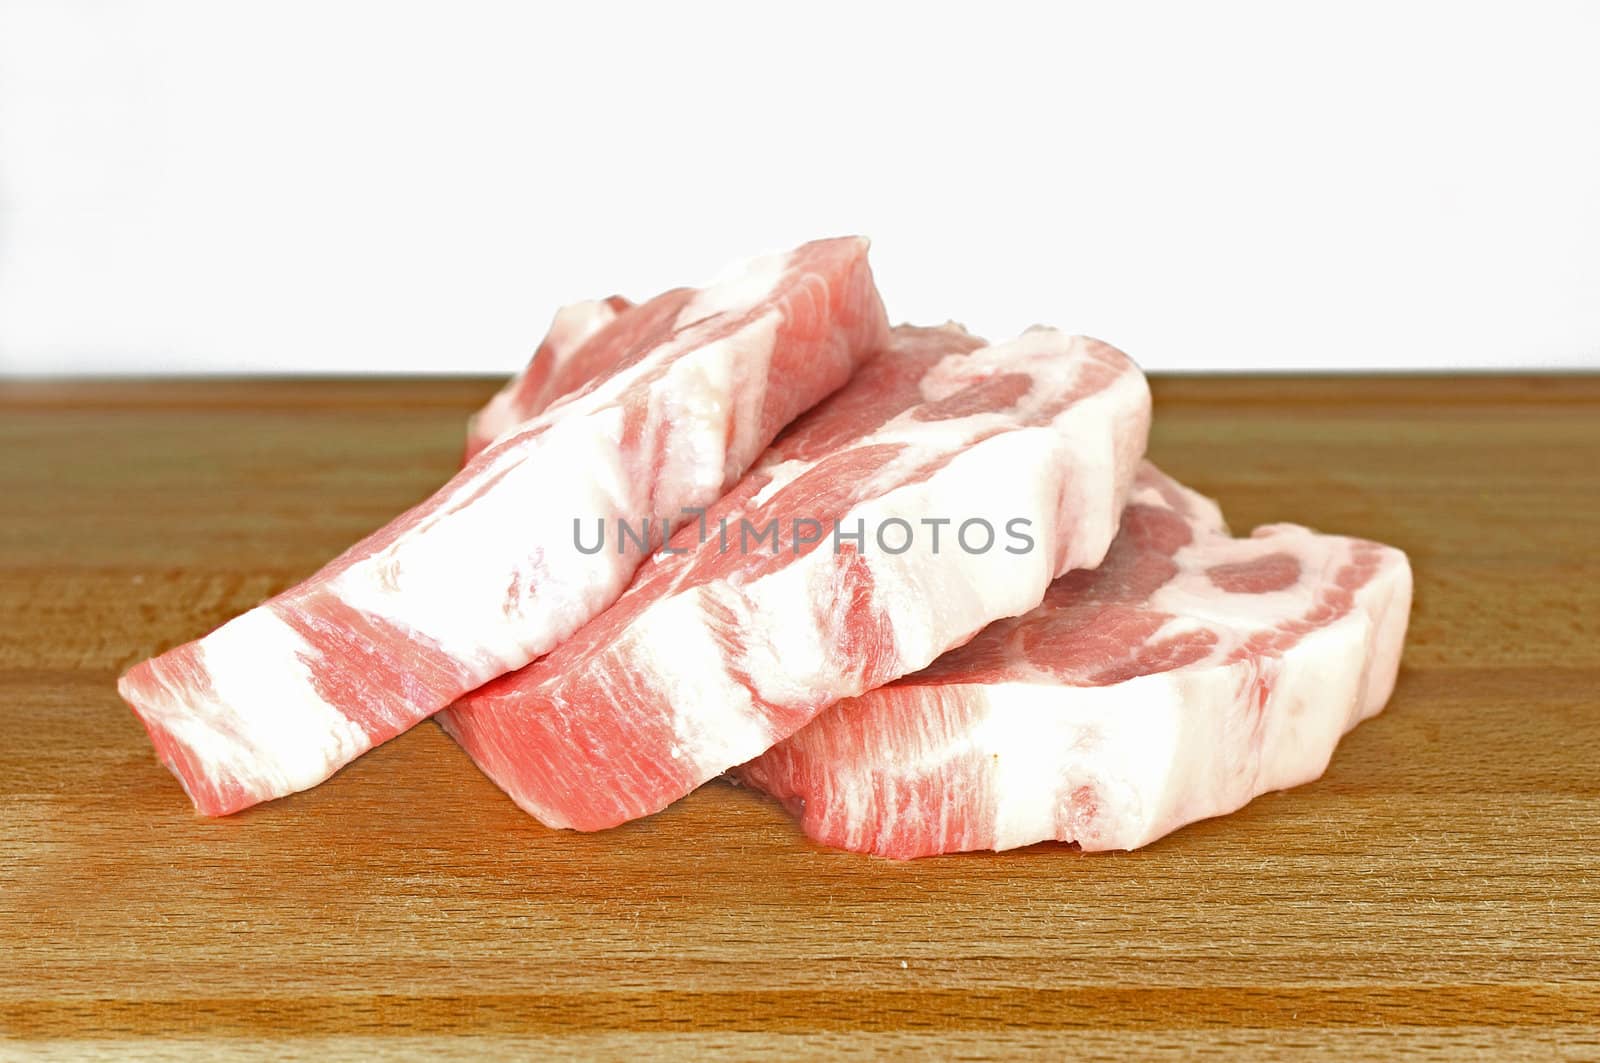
[2,374,1597,1060]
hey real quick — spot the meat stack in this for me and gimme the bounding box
[119,237,1412,858]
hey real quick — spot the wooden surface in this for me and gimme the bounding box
[2,374,1597,1060]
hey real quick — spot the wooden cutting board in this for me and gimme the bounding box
[2,375,1596,1060]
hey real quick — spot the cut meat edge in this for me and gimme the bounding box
[731,464,1413,859]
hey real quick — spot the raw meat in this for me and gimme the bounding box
[119,236,890,816]
[733,464,1413,859]
[464,295,633,461]
[439,323,1153,831]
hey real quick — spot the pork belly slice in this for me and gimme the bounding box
[438,323,1153,831]
[732,464,1413,859]
[464,295,633,462]
[119,236,890,816]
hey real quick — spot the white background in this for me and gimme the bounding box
[1,1,1596,376]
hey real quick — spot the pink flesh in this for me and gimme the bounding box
[438,323,1152,831]
[463,294,634,462]
[119,237,890,816]
[733,464,1413,859]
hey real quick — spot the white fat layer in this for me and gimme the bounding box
[329,407,644,668]
[971,672,1186,851]
[973,537,1408,852]
[468,298,624,449]
[654,311,780,503]
[1249,620,1369,794]
[139,609,368,798]
[327,306,786,670]
[466,389,523,454]
[624,588,776,781]
[913,329,1062,403]
[1355,553,1414,719]
[969,620,1372,854]
[543,298,622,364]
[675,247,792,330]
[720,430,1068,725]
[752,330,1149,514]
[821,428,1064,669]
[749,455,810,508]
[1128,466,1229,536]
[898,330,1148,575]
[1039,366,1150,574]
[467,245,785,460]
[1143,528,1352,663]
[722,311,782,473]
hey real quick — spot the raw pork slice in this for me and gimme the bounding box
[733,464,1413,859]
[119,236,890,816]
[439,323,1152,831]
[464,295,632,461]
